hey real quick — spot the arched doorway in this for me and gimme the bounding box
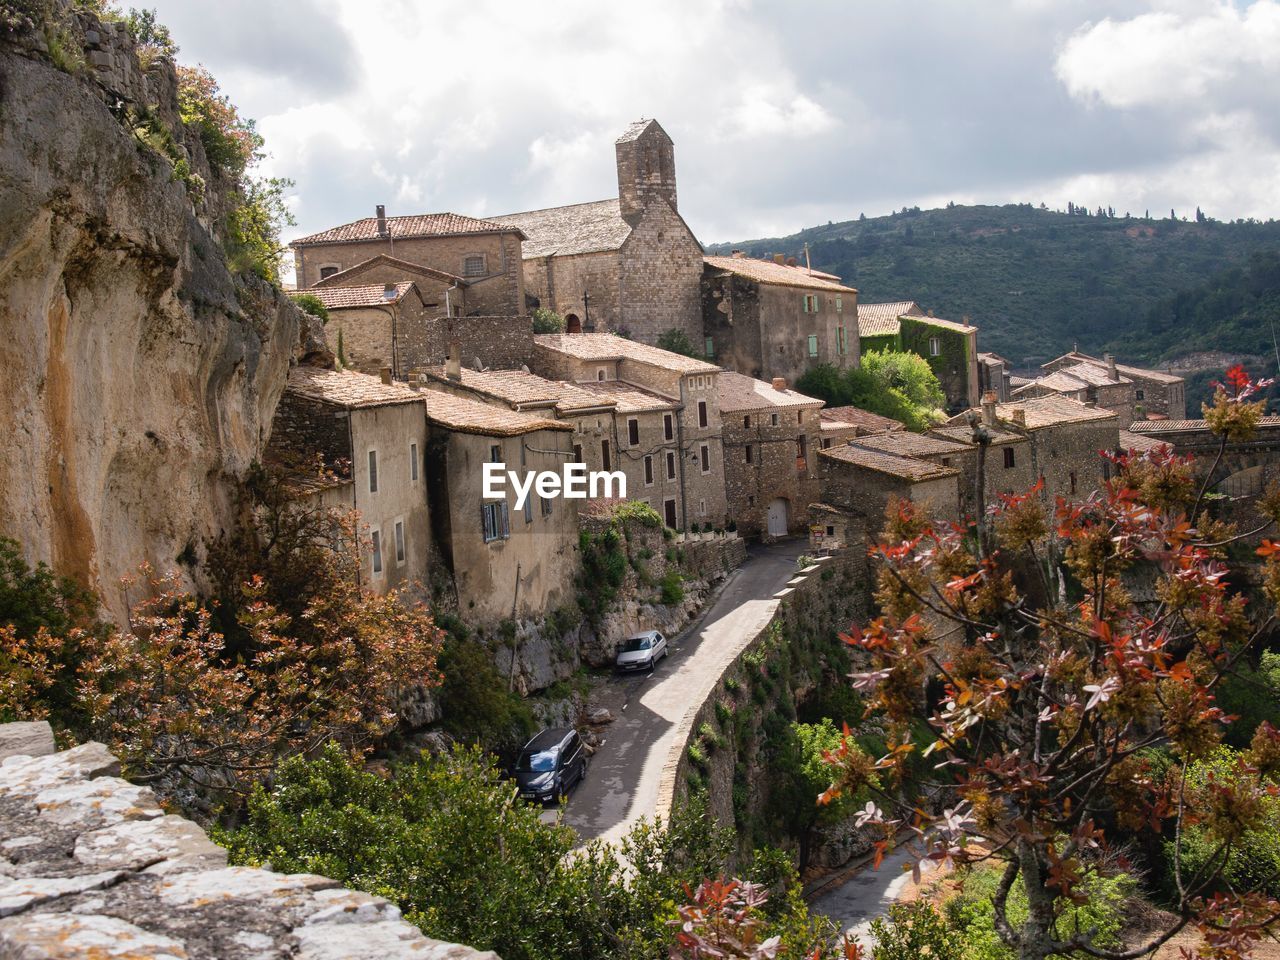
[766,498,789,537]
[565,314,582,334]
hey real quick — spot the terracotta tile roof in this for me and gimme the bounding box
[489,199,633,258]
[534,333,720,374]
[1129,415,1280,433]
[995,395,1119,430]
[571,379,679,413]
[423,367,562,408]
[857,301,922,338]
[286,366,423,408]
[820,444,960,481]
[716,371,822,412]
[1035,363,1131,391]
[292,212,522,246]
[310,254,465,288]
[703,255,857,293]
[930,423,1025,446]
[421,387,570,437]
[1052,351,1184,385]
[292,283,414,310]
[818,406,905,434]
[852,432,972,459]
[1119,429,1171,453]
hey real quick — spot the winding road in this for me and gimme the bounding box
[555,539,808,844]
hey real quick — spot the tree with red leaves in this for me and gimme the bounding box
[822,369,1280,960]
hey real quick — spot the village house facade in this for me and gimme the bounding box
[856,301,981,411]
[716,372,825,538]
[291,208,527,318]
[490,120,704,344]
[817,406,904,447]
[530,333,727,529]
[701,253,859,386]
[420,387,580,622]
[267,366,432,594]
[1036,350,1187,421]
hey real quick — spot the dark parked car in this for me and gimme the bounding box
[512,727,587,803]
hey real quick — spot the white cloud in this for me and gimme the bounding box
[1055,1,1280,109]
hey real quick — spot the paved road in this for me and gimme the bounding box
[809,846,937,947]
[553,539,809,844]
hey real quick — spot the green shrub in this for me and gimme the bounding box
[291,292,329,324]
[656,327,699,358]
[225,176,294,282]
[687,742,708,769]
[435,632,535,750]
[1215,650,1280,748]
[531,307,564,334]
[870,901,962,960]
[659,570,684,606]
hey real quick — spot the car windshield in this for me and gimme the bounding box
[623,637,653,652]
[517,748,558,772]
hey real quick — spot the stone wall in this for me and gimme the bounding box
[0,723,496,959]
[524,251,622,332]
[268,393,353,471]
[721,406,825,538]
[403,316,534,373]
[617,200,704,345]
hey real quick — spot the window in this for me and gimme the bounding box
[1003,447,1016,469]
[802,294,818,313]
[807,335,818,358]
[698,499,707,518]
[826,525,836,537]
[573,444,583,463]
[318,265,340,280]
[541,494,552,517]
[942,457,951,467]
[700,443,710,473]
[482,502,509,542]
[367,450,379,493]
[698,401,708,428]
[770,413,779,427]
[822,438,831,449]
[835,295,843,313]
[745,444,753,464]
[1070,471,1078,494]
[748,495,755,506]
[490,444,502,463]
[371,529,383,575]
[1135,389,1145,401]
[524,494,533,524]
[628,418,640,446]
[644,455,654,485]
[742,415,750,429]
[666,451,676,480]
[837,326,847,355]
[929,337,941,357]
[601,439,611,472]
[664,498,678,528]
[409,442,419,482]
[394,520,405,565]
[462,255,485,277]
[597,367,608,381]
[704,337,715,358]
[663,414,674,441]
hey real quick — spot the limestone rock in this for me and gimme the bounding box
[0,912,188,959]
[76,816,227,874]
[0,722,55,761]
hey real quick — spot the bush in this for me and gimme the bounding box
[177,64,261,177]
[531,307,564,334]
[795,349,945,431]
[291,292,329,324]
[657,327,699,359]
[226,176,295,282]
[435,631,535,751]
[1215,650,1280,748]
[870,901,961,960]
[660,570,685,606]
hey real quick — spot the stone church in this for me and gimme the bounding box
[490,119,704,345]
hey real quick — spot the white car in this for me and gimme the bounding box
[615,630,668,672]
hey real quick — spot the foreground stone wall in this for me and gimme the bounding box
[0,724,496,959]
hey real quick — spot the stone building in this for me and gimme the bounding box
[490,119,704,343]
[929,401,1035,514]
[420,387,580,622]
[1039,350,1186,421]
[267,366,432,595]
[716,372,825,538]
[531,333,727,529]
[817,406,904,448]
[977,351,1012,401]
[817,443,962,533]
[291,208,527,317]
[701,253,859,386]
[855,301,981,411]
[1012,357,1137,424]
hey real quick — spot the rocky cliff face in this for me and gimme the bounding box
[0,8,315,620]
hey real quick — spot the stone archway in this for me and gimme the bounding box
[565,314,581,334]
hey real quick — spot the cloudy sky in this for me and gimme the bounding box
[146,0,1280,251]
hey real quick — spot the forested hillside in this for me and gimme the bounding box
[708,204,1280,372]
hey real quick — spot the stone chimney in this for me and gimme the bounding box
[771,377,787,392]
[376,204,387,237]
[445,341,462,381]
[773,253,785,265]
[1104,353,1118,381]
[981,391,997,426]
[731,249,745,258]
[379,366,392,385]
[1011,408,1027,428]
[786,256,797,267]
